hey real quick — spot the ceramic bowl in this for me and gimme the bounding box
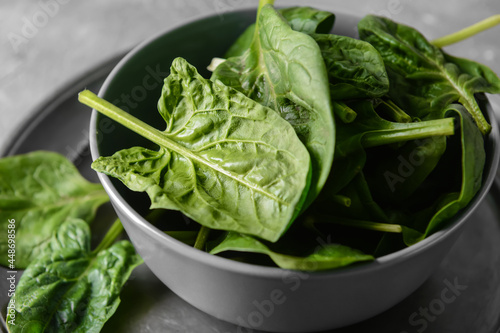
[89,9,500,332]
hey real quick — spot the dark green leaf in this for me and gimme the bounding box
[0,151,109,268]
[365,135,447,204]
[312,33,389,99]
[402,104,485,244]
[321,100,455,196]
[212,4,334,208]
[6,219,142,333]
[89,58,311,243]
[358,15,500,134]
[210,232,373,271]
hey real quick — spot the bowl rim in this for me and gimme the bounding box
[89,8,500,280]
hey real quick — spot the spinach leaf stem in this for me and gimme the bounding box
[194,226,211,250]
[431,14,500,47]
[317,216,403,233]
[362,117,455,148]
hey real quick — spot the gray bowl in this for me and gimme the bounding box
[89,9,500,332]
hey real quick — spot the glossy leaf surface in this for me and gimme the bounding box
[212,5,334,208]
[224,6,335,58]
[91,58,311,242]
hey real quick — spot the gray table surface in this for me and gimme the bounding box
[1,0,500,332]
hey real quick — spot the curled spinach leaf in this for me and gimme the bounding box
[0,151,109,269]
[358,15,500,134]
[212,4,334,208]
[6,218,142,333]
[210,232,373,271]
[83,57,311,243]
[401,104,485,244]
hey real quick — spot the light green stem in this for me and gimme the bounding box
[362,117,455,148]
[258,0,275,15]
[93,218,124,254]
[332,101,357,123]
[377,100,412,123]
[252,0,275,45]
[320,216,403,233]
[332,194,351,207]
[194,226,211,250]
[432,15,500,47]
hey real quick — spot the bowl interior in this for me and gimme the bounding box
[91,9,500,272]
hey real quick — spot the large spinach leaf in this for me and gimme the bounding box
[224,6,335,58]
[6,218,142,333]
[82,57,311,243]
[210,232,373,271]
[358,15,500,135]
[212,4,334,208]
[0,151,109,269]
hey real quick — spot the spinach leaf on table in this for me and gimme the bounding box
[6,218,142,333]
[84,57,311,243]
[212,3,334,209]
[224,6,335,58]
[358,15,500,135]
[0,151,109,269]
[210,231,373,271]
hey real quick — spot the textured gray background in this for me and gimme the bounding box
[1,0,500,150]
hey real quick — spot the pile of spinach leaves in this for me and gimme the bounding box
[1,152,142,332]
[79,0,499,270]
[3,2,499,331]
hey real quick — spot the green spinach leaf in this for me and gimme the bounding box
[210,232,373,271]
[6,218,142,333]
[224,6,335,58]
[312,33,389,99]
[358,15,500,134]
[212,4,334,208]
[81,57,311,243]
[0,151,109,269]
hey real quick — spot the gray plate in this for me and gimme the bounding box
[1,56,500,333]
